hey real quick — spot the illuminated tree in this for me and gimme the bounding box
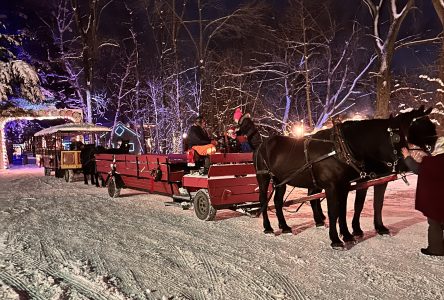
[0,25,43,103]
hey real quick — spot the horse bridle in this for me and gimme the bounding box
[385,115,436,172]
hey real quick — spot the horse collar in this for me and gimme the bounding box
[332,121,366,179]
[386,127,402,172]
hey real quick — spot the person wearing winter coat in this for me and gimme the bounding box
[233,108,262,152]
[187,116,216,174]
[401,137,444,256]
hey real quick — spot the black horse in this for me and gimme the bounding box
[351,109,437,236]
[80,140,131,186]
[80,144,100,186]
[255,107,436,248]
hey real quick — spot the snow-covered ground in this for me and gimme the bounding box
[0,166,443,300]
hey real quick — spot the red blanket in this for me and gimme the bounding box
[415,154,444,222]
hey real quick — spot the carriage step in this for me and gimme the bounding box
[171,195,192,202]
[165,199,192,210]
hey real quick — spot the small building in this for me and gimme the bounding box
[108,121,141,154]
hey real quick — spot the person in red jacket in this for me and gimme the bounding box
[402,137,444,256]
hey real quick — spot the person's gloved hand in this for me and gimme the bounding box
[237,135,247,143]
[401,147,410,158]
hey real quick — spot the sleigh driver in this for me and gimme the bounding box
[187,116,216,175]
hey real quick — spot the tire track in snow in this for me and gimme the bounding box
[167,246,208,300]
[182,242,271,300]
[0,271,46,300]
[262,270,307,300]
[93,252,108,274]
[194,251,269,300]
[39,240,61,265]
[135,250,197,299]
[170,246,201,288]
[8,255,123,300]
[128,269,151,300]
[198,255,223,300]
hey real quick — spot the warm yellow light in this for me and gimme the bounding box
[292,124,305,138]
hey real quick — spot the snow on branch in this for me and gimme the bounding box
[0,60,43,103]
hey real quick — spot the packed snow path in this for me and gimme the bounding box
[0,166,443,299]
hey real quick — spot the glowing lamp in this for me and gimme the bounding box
[292,124,305,138]
[352,113,363,121]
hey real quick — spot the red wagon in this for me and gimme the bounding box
[95,152,267,220]
[95,153,188,198]
[181,153,268,220]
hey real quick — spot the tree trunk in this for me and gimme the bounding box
[375,60,391,118]
[282,77,291,133]
[85,87,93,123]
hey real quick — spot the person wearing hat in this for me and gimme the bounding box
[233,108,262,152]
[187,116,216,174]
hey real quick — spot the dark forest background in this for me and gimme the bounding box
[1,0,444,152]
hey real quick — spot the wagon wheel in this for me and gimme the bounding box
[108,177,121,198]
[44,168,51,176]
[64,170,74,182]
[193,189,217,221]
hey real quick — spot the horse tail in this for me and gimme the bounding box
[254,142,274,217]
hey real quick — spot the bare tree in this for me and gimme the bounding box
[70,0,117,123]
[362,0,414,118]
[107,48,137,144]
[39,0,84,109]
[220,1,374,133]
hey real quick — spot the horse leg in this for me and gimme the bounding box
[94,172,100,187]
[273,184,291,234]
[374,182,390,235]
[257,173,274,234]
[309,188,325,227]
[90,170,95,185]
[325,185,348,248]
[338,189,354,243]
[83,168,88,185]
[352,187,367,237]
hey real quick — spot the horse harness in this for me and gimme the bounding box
[261,118,404,189]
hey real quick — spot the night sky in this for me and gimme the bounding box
[2,0,443,133]
[3,0,441,67]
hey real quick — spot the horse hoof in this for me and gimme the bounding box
[315,222,325,227]
[352,229,364,237]
[331,242,345,250]
[264,229,274,234]
[281,227,292,234]
[342,235,355,243]
[376,227,390,235]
